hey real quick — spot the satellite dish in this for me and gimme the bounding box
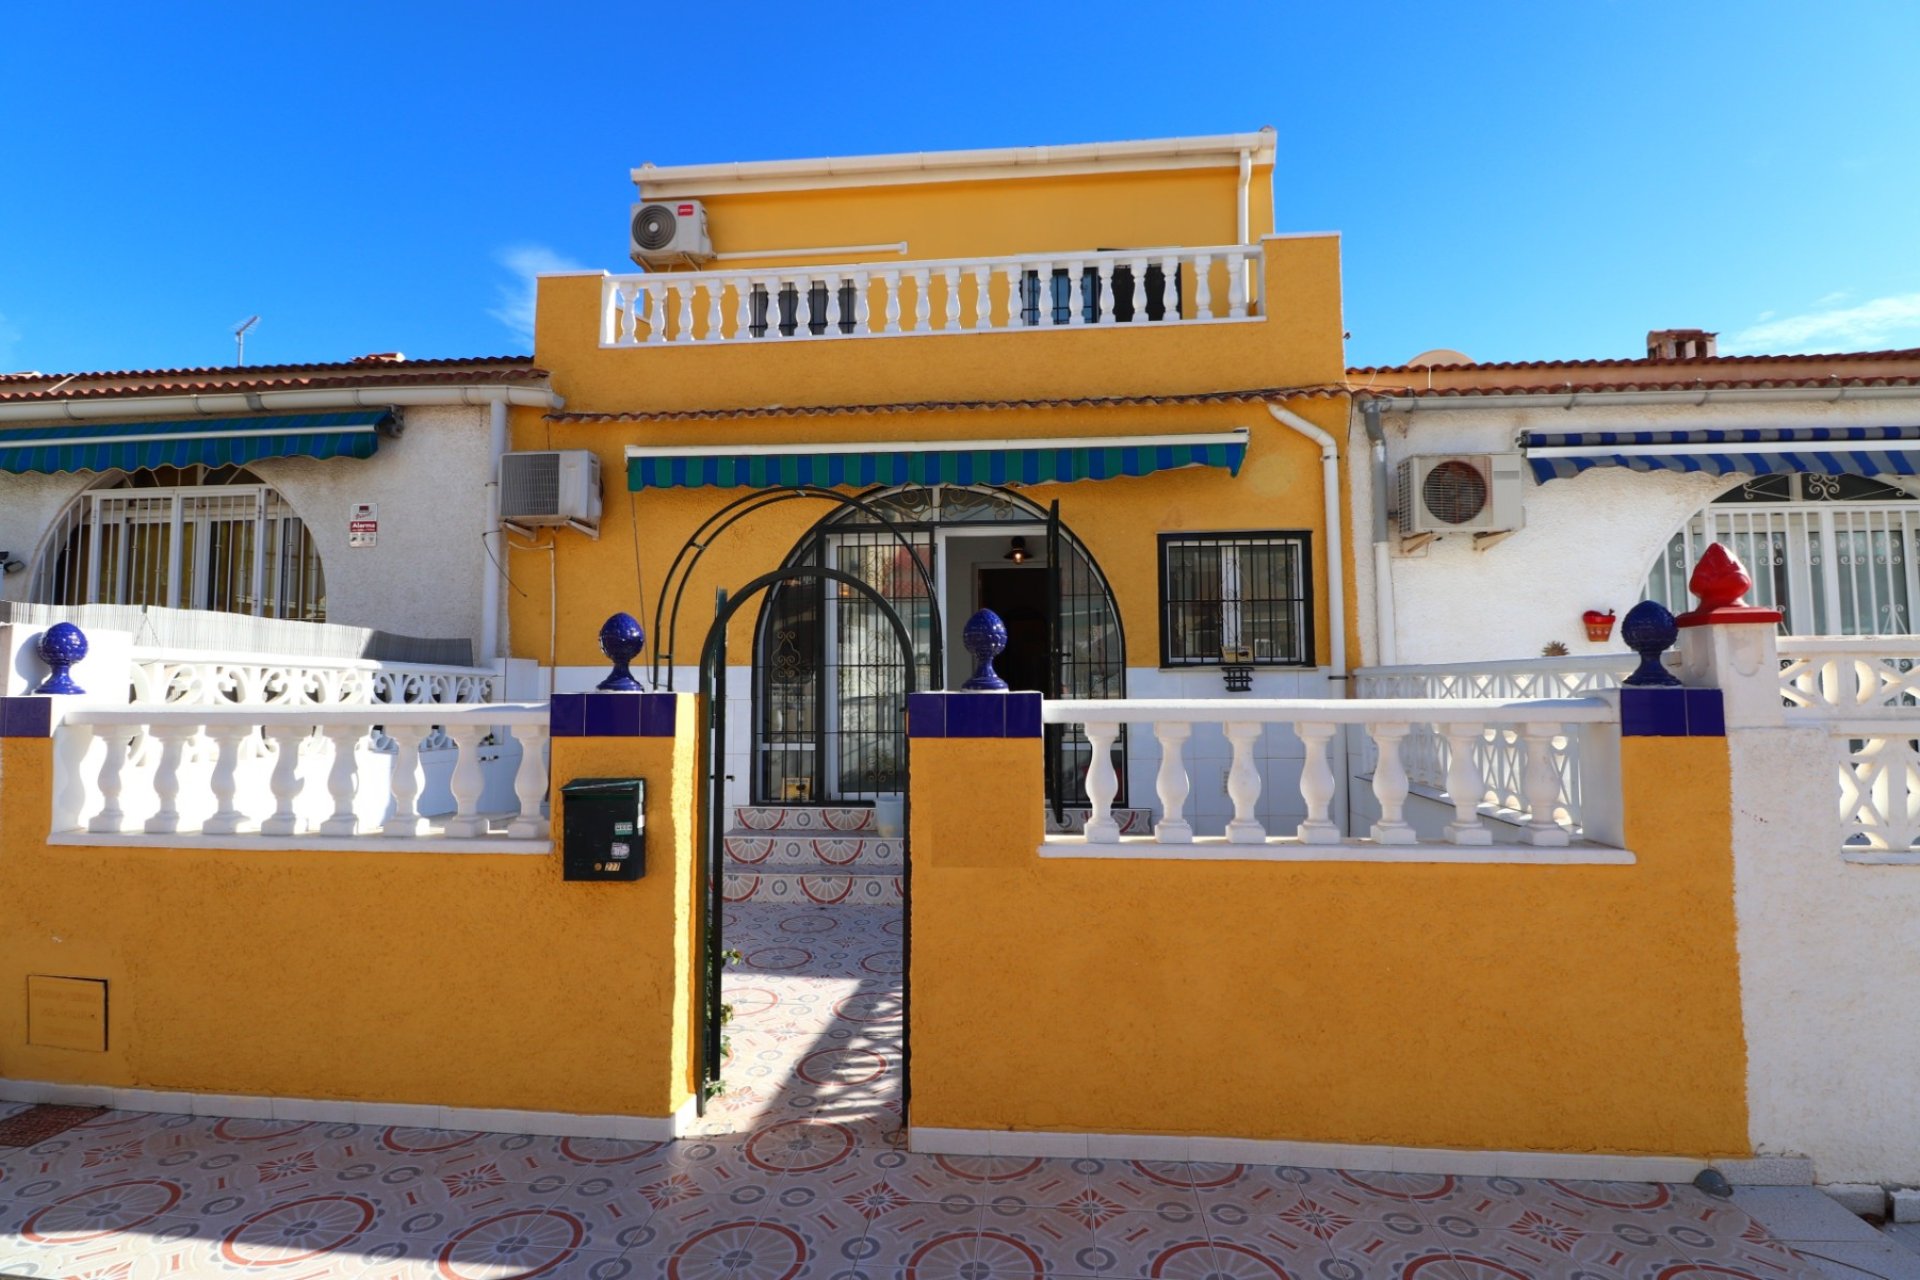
[1404,348,1473,368]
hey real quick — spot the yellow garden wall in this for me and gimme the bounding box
[0,708,699,1121]
[908,734,1750,1156]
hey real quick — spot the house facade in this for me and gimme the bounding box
[516,130,1357,839]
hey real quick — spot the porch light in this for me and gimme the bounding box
[1004,537,1030,563]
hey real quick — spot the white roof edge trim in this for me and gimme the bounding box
[0,384,564,424]
[1362,384,1920,412]
[624,427,1251,460]
[631,131,1277,190]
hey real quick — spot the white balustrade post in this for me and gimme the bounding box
[508,725,550,839]
[1226,250,1249,319]
[1192,253,1212,320]
[442,725,492,838]
[942,266,961,331]
[1082,720,1121,843]
[1295,721,1341,844]
[1063,259,1084,324]
[1151,720,1193,843]
[202,724,252,835]
[1036,262,1056,323]
[143,724,196,835]
[89,731,130,834]
[1160,255,1182,321]
[1442,724,1493,846]
[706,279,724,342]
[882,271,902,333]
[854,271,873,333]
[1004,265,1025,327]
[912,269,932,332]
[972,264,993,329]
[1520,723,1571,847]
[381,724,428,837]
[1368,722,1418,845]
[260,726,307,836]
[51,723,95,834]
[601,279,619,344]
[1128,257,1149,322]
[645,280,666,344]
[1223,721,1267,844]
[318,725,364,837]
[675,282,694,342]
[618,283,639,344]
[1095,259,1117,326]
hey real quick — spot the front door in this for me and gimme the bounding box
[975,565,1048,692]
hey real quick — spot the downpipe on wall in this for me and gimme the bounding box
[1361,400,1397,667]
[1263,404,1345,680]
[481,400,507,666]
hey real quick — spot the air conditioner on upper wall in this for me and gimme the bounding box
[630,199,714,267]
[500,450,602,537]
[1395,454,1524,540]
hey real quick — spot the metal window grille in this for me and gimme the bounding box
[1158,532,1311,665]
[32,467,327,621]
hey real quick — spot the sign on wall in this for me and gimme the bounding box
[349,501,378,549]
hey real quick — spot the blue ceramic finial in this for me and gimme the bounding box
[35,622,88,695]
[961,609,1009,691]
[1620,600,1681,687]
[596,613,646,691]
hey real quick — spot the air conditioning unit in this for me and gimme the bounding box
[500,451,602,536]
[629,199,713,267]
[1396,453,1524,536]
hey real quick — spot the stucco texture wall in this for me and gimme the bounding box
[1731,725,1920,1183]
[0,716,697,1120]
[908,734,1749,1156]
[0,404,497,656]
[1349,397,1918,666]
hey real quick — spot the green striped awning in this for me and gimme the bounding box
[0,410,395,474]
[626,429,1249,491]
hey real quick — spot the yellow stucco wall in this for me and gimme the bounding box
[908,734,1750,1155]
[0,714,698,1120]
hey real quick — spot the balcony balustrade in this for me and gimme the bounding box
[601,244,1261,347]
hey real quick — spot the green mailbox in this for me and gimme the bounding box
[559,777,646,881]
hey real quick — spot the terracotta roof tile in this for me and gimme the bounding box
[0,356,547,406]
[1348,347,1920,376]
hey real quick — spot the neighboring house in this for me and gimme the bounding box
[517,129,1355,834]
[0,355,558,667]
[1345,334,1920,665]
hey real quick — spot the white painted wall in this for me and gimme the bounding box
[1729,723,1920,1184]
[1347,395,1920,666]
[0,404,501,660]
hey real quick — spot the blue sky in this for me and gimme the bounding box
[3,1,1917,374]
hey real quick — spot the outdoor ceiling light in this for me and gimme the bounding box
[1004,537,1030,563]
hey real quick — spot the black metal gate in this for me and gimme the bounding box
[695,566,918,1113]
[1045,499,1129,819]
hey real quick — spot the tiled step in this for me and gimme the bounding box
[724,832,902,870]
[724,868,903,907]
[731,805,878,834]
[1044,807,1154,836]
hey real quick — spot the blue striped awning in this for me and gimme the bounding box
[1522,425,1920,483]
[0,410,394,474]
[626,429,1249,491]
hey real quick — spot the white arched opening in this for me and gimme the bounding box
[1645,473,1919,635]
[31,464,327,620]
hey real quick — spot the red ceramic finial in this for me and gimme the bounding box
[1676,542,1782,628]
[1689,543,1753,610]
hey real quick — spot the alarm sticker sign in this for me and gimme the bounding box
[349,502,378,549]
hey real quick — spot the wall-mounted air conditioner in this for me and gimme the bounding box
[630,199,713,267]
[1395,454,1524,540]
[500,450,602,537]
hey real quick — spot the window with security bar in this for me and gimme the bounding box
[32,465,327,621]
[1159,532,1312,666]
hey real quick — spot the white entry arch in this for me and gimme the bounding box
[1646,472,1920,635]
[31,464,327,621]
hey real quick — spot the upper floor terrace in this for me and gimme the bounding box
[533,131,1347,412]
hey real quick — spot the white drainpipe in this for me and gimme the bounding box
[1237,148,1252,246]
[481,399,508,664]
[1264,404,1346,678]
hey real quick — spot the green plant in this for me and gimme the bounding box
[702,947,747,1099]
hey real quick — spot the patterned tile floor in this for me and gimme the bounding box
[0,901,1830,1279]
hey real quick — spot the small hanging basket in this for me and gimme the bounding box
[1582,609,1617,643]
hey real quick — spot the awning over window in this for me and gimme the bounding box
[1522,425,1920,483]
[625,429,1250,491]
[0,410,394,474]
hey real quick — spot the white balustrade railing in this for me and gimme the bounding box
[1831,718,1920,859]
[1778,637,1920,716]
[54,703,549,845]
[601,244,1260,346]
[1043,697,1618,850]
[130,648,499,706]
